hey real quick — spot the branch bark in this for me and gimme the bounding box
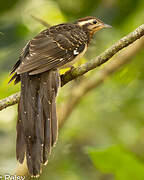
[31,15,50,28]
[0,24,144,111]
[0,92,20,111]
[58,36,144,126]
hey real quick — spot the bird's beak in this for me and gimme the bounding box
[102,23,112,28]
[91,22,112,33]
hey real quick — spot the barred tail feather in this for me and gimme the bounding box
[40,70,60,165]
[16,70,59,177]
[16,99,25,163]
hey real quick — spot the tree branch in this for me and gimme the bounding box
[58,36,144,127]
[31,15,50,28]
[0,24,144,111]
[0,92,20,111]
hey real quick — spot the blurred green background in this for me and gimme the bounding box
[0,0,144,179]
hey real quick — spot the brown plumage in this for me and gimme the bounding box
[9,16,111,177]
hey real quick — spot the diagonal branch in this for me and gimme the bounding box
[0,24,144,111]
[31,15,50,28]
[0,92,20,111]
[58,36,144,127]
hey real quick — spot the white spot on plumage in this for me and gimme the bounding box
[31,52,36,56]
[44,160,48,165]
[35,175,40,178]
[73,49,79,55]
[48,101,51,104]
[60,45,87,69]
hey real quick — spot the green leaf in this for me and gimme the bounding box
[87,145,144,180]
[0,32,4,35]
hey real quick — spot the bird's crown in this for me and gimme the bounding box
[76,16,111,33]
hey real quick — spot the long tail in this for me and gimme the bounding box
[16,70,60,177]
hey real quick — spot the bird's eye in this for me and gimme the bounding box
[93,20,97,24]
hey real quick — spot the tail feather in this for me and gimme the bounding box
[16,99,25,163]
[51,94,58,146]
[16,70,59,176]
[40,71,53,164]
[51,70,59,146]
[20,73,43,176]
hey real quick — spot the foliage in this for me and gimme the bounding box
[87,145,144,180]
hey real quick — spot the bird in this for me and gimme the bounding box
[9,16,111,177]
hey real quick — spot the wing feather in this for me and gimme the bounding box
[16,28,86,75]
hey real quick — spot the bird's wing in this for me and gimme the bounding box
[16,28,86,75]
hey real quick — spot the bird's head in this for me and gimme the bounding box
[76,16,111,35]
